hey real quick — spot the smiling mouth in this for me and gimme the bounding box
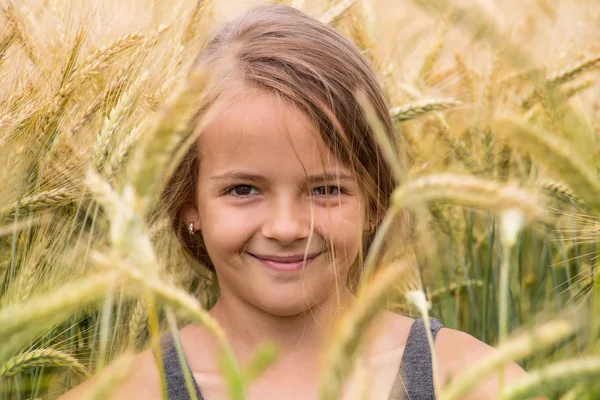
[247,252,323,272]
[249,252,322,263]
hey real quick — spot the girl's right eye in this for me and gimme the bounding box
[225,185,259,197]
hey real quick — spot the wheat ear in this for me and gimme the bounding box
[431,117,483,173]
[128,299,148,349]
[1,188,72,217]
[320,0,355,25]
[0,29,16,63]
[499,357,600,400]
[520,54,600,110]
[93,72,149,171]
[537,180,588,210]
[391,98,462,122]
[429,280,484,301]
[181,0,213,46]
[494,116,600,212]
[547,54,600,86]
[419,13,450,82]
[104,120,150,180]
[3,3,37,65]
[438,319,576,400]
[563,79,594,99]
[0,348,88,378]
[391,174,542,219]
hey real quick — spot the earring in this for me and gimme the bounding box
[188,222,195,235]
[370,220,375,234]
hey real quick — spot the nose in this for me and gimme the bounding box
[261,195,311,246]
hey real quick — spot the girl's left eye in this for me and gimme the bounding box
[311,185,343,196]
[226,185,259,197]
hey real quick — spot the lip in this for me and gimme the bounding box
[248,252,323,272]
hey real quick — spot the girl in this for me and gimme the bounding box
[62,4,535,400]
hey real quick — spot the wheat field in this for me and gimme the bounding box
[0,0,599,399]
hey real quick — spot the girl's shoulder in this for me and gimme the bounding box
[432,326,541,400]
[58,324,210,400]
[58,347,162,400]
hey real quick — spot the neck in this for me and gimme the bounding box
[208,288,355,364]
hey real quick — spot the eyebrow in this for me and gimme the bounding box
[210,170,356,183]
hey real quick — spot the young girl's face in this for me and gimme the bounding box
[183,87,369,316]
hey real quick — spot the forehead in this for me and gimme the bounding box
[197,89,348,176]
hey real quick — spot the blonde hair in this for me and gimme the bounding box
[161,4,404,286]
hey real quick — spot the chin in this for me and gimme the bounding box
[252,284,334,317]
[254,294,313,317]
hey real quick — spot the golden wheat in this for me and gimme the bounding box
[0,271,123,360]
[438,318,577,400]
[390,98,462,122]
[390,174,542,218]
[1,187,72,218]
[494,116,600,212]
[500,357,600,400]
[320,0,355,25]
[319,259,412,400]
[0,348,89,379]
[82,353,135,400]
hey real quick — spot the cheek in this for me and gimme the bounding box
[313,201,365,256]
[198,198,258,259]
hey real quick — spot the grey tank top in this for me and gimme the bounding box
[160,317,444,400]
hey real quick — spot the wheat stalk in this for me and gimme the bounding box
[89,250,244,387]
[319,259,411,400]
[82,353,134,400]
[0,271,123,349]
[91,251,223,342]
[129,67,210,214]
[0,348,89,378]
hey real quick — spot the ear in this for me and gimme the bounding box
[179,201,201,231]
[362,201,385,234]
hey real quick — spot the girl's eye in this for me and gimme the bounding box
[311,185,342,196]
[226,185,259,197]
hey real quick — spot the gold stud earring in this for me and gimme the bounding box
[188,222,195,235]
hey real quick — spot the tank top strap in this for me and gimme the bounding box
[159,332,204,400]
[388,317,445,400]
